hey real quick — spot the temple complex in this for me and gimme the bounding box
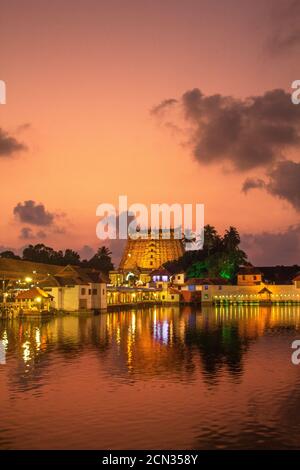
[119,228,185,271]
[109,228,185,286]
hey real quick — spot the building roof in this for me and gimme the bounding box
[150,267,171,277]
[39,276,85,287]
[0,258,107,284]
[238,266,262,275]
[17,287,53,300]
[0,258,63,280]
[186,277,229,285]
[258,286,273,294]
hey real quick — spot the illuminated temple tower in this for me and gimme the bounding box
[119,229,185,271]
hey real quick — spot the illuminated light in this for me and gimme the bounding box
[22,341,31,363]
[2,331,8,349]
[162,320,169,344]
[25,277,33,283]
[35,328,41,350]
[35,297,42,303]
[131,312,136,334]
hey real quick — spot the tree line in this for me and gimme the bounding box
[0,244,114,274]
[164,225,248,282]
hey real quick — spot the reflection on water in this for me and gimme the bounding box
[1,305,300,449]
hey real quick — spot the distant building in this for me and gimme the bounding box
[237,267,263,286]
[201,274,300,304]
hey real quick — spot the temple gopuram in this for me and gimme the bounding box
[110,228,185,286]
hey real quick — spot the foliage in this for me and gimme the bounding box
[87,246,114,274]
[164,225,247,282]
[0,250,21,260]
[1,244,114,274]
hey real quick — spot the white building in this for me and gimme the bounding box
[201,280,300,304]
[40,265,107,311]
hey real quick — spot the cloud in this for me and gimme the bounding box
[13,200,55,226]
[268,0,300,54]
[243,160,300,211]
[19,227,47,240]
[0,127,27,157]
[152,88,300,171]
[19,227,34,240]
[79,245,95,260]
[153,87,300,210]
[267,160,300,210]
[241,224,300,265]
[150,98,178,116]
[16,123,31,133]
[187,88,300,170]
[242,178,266,193]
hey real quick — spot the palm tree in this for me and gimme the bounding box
[204,225,220,255]
[223,226,240,252]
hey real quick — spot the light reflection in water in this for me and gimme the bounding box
[0,305,300,449]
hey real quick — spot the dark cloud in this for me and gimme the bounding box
[267,160,300,211]
[150,98,177,116]
[243,160,300,211]
[13,200,55,226]
[153,87,300,208]
[36,230,47,239]
[181,88,300,171]
[241,225,300,265]
[19,227,47,240]
[153,88,300,171]
[0,127,27,157]
[17,123,31,132]
[19,227,34,240]
[242,178,266,193]
[268,0,300,54]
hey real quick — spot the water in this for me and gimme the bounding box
[1,305,300,450]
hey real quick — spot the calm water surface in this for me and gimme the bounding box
[1,305,300,449]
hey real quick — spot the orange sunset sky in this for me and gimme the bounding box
[0,0,299,265]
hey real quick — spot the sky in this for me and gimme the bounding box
[0,0,299,265]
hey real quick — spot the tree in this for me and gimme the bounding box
[165,225,248,282]
[0,250,21,260]
[223,226,240,252]
[203,225,221,255]
[22,244,82,266]
[87,246,114,274]
[186,261,208,279]
[22,244,57,264]
[63,249,80,266]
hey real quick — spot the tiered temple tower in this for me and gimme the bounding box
[119,229,185,271]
